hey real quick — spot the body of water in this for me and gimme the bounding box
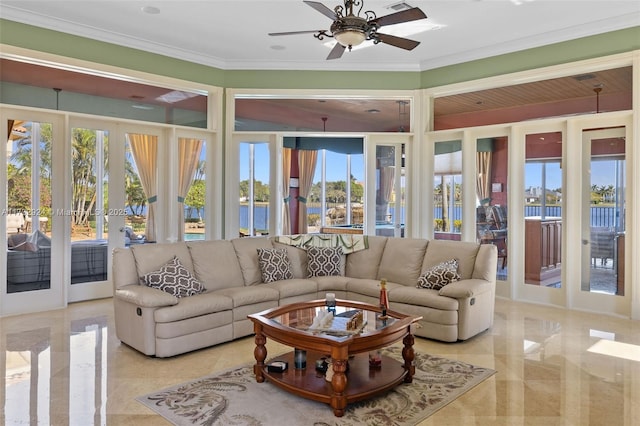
[130,204,620,230]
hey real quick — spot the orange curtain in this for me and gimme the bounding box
[281,148,292,235]
[127,134,158,242]
[297,150,317,233]
[476,152,492,205]
[178,138,203,240]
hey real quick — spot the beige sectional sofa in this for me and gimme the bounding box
[112,235,497,357]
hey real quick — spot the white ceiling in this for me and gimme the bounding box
[1,0,638,72]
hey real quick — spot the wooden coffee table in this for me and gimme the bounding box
[247,299,422,417]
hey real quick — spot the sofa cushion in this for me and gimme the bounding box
[214,285,279,308]
[187,240,245,291]
[417,259,460,290]
[131,242,194,277]
[378,238,428,286]
[423,240,479,280]
[307,246,344,277]
[7,230,50,252]
[345,236,387,279]
[153,292,233,323]
[257,248,294,283]
[7,233,37,252]
[390,286,460,311]
[314,275,351,292]
[389,301,459,326]
[262,278,318,299]
[140,256,205,298]
[115,284,179,307]
[346,278,403,299]
[231,237,274,285]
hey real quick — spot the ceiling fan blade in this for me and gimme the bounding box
[377,33,420,51]
[304,1,338,20]
[269,30,323,36]
[326,43,346,60]
[374,8,427,27]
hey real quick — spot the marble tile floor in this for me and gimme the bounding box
[1,297,639,425]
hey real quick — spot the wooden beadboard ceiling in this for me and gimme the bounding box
[435,67,632,116]
[0,58,633,132]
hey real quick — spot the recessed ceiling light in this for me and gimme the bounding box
[366,109,381,114]
[270,45,286,51]
[141,6,160,15]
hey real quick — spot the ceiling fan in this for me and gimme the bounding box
[269,0,428,60]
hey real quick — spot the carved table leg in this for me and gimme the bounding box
[402,332,416,383]
[253,327,267,383]
[330,357,348,417]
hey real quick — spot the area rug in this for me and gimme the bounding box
[137,346,495,426]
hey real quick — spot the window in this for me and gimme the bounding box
[310,150,364,231]
[433,141,462,238]
[239,142,270,236]
[179,138,206,241]
[6,119,53,293]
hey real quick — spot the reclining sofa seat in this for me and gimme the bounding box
[112,235,497,357]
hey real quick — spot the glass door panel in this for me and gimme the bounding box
[581,127,626,296]
[375,144,404,237]
[124,132,159,243]
[178,136,206,241]
[6,119,53,294]
[239,142,270,237]
[312,150,365,233]
[475,137,508,281]
[524,132,563,287]
[68,125,109,290]
[67,119,123,302]
[434,140,461,241]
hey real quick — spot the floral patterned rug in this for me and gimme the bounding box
[137,346,495,426]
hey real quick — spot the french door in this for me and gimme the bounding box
[513,114,631,316]
[571,119,630,316]
[67,118,126,302]
[2,109,65,314]
[366,135,410,238]
[228,134,277,238]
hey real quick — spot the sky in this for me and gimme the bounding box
[525,159,622,191]
[240,144,364,184]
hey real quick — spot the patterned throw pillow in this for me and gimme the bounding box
[257,248,294,283]
[141,256,204,298]
[307,246,343,277]
[417,259,461,290]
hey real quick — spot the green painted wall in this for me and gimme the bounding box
[222,70,420,90]
[1,19,639,90]
[0,20,226,85]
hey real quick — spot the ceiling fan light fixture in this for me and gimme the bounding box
[334,29,366,48]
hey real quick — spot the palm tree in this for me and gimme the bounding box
[8,122,53,219]
[124,145,147,215]
[71,128,99,227]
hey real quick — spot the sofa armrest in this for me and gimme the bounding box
[115,284,179,308]
[438,278,493,299]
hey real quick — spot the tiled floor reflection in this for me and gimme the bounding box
[1,298,639,425]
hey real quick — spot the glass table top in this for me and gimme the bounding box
[272,305,396,337]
